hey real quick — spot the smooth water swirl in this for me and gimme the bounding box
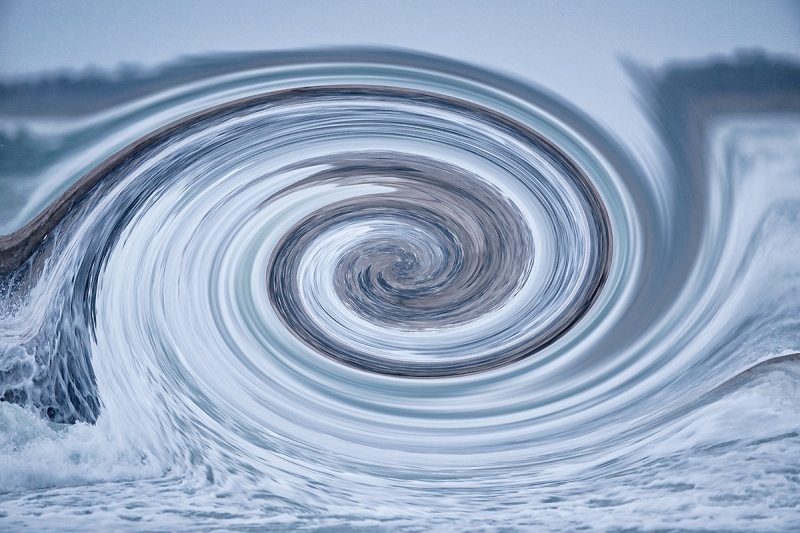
[256,88,610,376]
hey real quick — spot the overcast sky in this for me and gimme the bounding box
[1,0,798,147]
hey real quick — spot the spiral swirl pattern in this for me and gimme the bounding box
[249,88,611,376]
[8,51,798,532]
[0,55,632,464]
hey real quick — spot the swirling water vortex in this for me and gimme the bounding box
[1,50,800,531]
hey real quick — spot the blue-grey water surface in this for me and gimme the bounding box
[1,50,800,531]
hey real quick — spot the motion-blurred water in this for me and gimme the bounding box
[1,50,800,532]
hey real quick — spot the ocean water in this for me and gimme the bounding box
[0,49,799,531]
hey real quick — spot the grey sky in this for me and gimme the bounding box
[0,0,798,148]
